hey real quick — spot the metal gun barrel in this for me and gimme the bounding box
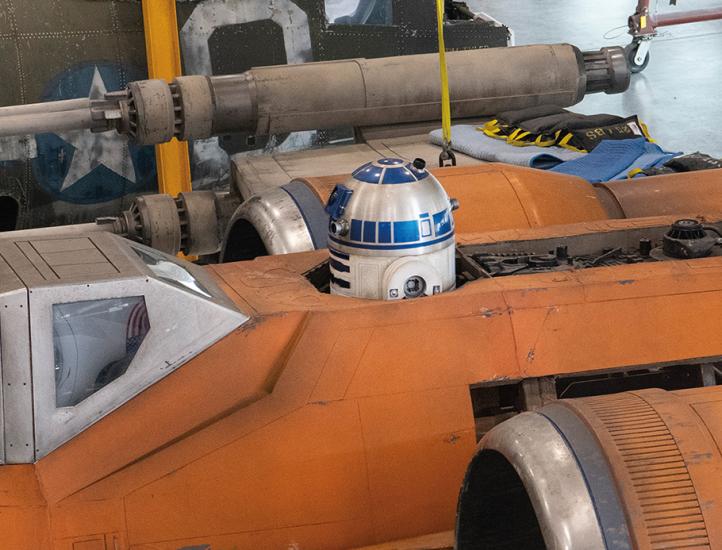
[0,97,90,118]
[125,44,629,145]
[0,44,629,145]
[0,108,97,138]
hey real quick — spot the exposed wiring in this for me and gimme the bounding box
[604,25,629,40]
[591,247,623,266]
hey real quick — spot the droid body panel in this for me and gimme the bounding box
[326,158,457,300]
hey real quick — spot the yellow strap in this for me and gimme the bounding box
[534,134,557,147]
[509,131,534,146]
[435,0,452,146]
[558,132,588,153]
[480,120,501,133]
[479,120,508,140]
[508,128,523,141]
[481,127,506,140]
[627,168,644,179]
[480,120,499,133]
[558,132,573,146]
[640,121,655,143]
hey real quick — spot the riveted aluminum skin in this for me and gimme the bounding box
[0,232,248,460]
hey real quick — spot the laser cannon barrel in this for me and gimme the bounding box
[0,44,629,144]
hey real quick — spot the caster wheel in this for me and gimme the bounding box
[625,42,650,73]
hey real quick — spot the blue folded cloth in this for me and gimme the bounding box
[429,125,584,169]
[550,138,679,182]
[611,143,678,180]
[550,138,645,182]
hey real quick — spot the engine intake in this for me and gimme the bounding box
[457,387,722,549]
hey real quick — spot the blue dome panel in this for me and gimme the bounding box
[381,167,418,184]
[377,158,405,166]
[352,158,431,185]
[352,164,384,183]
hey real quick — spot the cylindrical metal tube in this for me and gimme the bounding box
[655,7,722,27]
[213,44,589,137]
[177,191,221,256]
[166,44,628,145]
[0,97,90,118]
[208,74,256,136]
[458,386,722,549]
[0,44,629,145]
[582,47,630,94]
[0,109,97,138]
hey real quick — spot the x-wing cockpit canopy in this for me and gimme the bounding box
[0,232,248,462]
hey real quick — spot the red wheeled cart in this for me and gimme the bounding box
[627,0,722,72]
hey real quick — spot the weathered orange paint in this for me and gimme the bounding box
[0,466,50,549]
[298,165,722,246]
[598,167,722,219]
[8,210,722,548]
[353,531,454,549]
[555,386,722,548]
[299,163,610,235]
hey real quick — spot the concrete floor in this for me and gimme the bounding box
[469,0,722,157]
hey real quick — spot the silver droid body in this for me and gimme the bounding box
[325,158,457,300]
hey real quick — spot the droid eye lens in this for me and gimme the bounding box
[404,276,427,298]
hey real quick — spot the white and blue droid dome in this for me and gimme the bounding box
[325,157,459,300]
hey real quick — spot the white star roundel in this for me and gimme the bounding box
[28,62,157,205]
[58,67,137,191]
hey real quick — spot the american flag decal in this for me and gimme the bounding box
[126,300,150,354]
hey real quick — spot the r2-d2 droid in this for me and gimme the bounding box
[325,157,459,300]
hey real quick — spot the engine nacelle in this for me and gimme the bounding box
[456,387,722,549]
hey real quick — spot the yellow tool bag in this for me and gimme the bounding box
[480,105,654,153]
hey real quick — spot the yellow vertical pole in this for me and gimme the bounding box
[435,0,452,148]
[141,0,192,196]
